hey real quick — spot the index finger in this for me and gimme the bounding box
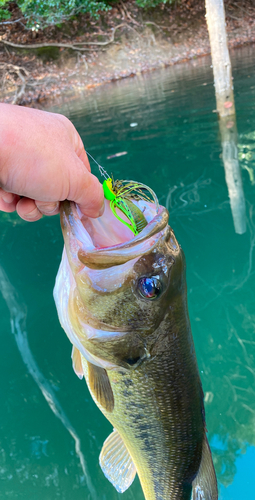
[55,113,91,173]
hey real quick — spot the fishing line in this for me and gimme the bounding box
[86,150,159,235]
[86,150,109,181]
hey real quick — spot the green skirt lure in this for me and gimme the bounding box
[85,150,159,236]
[103,177,159,236]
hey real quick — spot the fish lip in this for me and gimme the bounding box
[61,200,169,268]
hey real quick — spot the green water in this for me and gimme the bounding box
[1,45,255,499]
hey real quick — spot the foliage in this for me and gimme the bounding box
[136,0,176,8]
[0,0,179,27]
[0,0,111,26]
[0,0,11,20]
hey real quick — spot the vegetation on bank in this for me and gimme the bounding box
[0,0,178,28]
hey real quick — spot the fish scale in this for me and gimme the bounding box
[82,339,203,500]
[54,198,218,500]
[80,291,205,499]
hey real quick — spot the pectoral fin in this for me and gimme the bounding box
[87,361,114,412]
[99,429,136,493]
[71,346,83,379]
[192,434,218,500]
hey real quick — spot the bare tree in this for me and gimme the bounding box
[205,0,246,235]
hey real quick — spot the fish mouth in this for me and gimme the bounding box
[55,200,170,370]
[61,199,169,269]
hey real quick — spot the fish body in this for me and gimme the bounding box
[54,198,217,500]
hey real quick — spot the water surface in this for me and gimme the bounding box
[1,45,255,499]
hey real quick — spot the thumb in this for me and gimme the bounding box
[68,156,105,218]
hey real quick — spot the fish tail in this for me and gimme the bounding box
[192,434,218,500]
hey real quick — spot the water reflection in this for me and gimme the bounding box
[238,131,255,185]
[1,46,255,499]
[219,116,246,235]
[0,265,97,499]
[185,206,255,494]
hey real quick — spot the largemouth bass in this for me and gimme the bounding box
[54,196,218,500]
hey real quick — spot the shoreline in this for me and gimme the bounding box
[1,1,255,107]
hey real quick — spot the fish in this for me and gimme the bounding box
[54,195,218,500]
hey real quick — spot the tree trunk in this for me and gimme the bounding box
[205,0,235,117]
[206,0,246,234]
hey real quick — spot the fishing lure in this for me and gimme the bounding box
[86,151,159,235]
[103,177,158,235]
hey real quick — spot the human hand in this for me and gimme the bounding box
[0,104,104,221]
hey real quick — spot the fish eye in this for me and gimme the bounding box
[137,276,161,300]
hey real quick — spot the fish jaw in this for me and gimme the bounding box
[60,199,169,269]
[55,199,181,370]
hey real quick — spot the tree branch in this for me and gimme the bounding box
[234,2,255,17]
[119,0,141,27]
[144,21,163,30]
[0,38,91,51]
[72,24,128,45]
[0,24,131,52]
[0,17,25,26]
[0,63,29,104]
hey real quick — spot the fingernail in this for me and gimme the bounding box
[98,200,105,217]
[2,193,15,204]
[37,202,59,215]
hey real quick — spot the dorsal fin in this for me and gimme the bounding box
[192,434,218,500]
[99,429,136,493]
[87,361,114,413]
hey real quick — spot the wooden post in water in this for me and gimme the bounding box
[205,0,235,117]
[205,0,246,234]
[219,116,246,235]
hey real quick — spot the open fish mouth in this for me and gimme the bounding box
[54,198,171,371]
[61,199,170,270]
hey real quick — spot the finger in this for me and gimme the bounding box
[68,159,104,218]
[0,189,20,212]
[35,201,60,216]
[16,197,43,222]
[76,141,91,172]
[56,113,91,172]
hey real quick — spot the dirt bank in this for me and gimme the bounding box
[1,0,255,107]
